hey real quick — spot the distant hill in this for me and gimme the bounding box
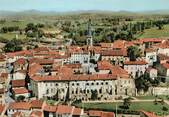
[0,9,169,19]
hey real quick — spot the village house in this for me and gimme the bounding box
[157,62,169,82]
[0,54,6,73]
[157,54,169,64]
[146,68,157,79]
[13,58,28,72]
[144,48,157,66]
[124,60,148,78]
[7,102,32,117]
[13,70,26,80]
[12,87,29,100]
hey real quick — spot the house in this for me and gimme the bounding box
[0,88,5,104]
[0,73,9,87]
[146,68,157,79]
[11,79,25,88]
[13,58,28,72]
[30,99,43,111]
[7,102,31,117]
[0,54,6,71]
[43,103,84,117]
[30,110,43,117]
[12,87,29,100]
[13,70,26,80]
[157,54,169,64]
[157,62,169,82]
[12,111,24,117]
[97,60,113,74]
[101,49,128,66]
[144,48,157,66]
[124,60,148,78]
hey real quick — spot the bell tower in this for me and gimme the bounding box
[87,19,93,47]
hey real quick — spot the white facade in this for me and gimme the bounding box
[157,48,169,56]
[124,64,148,78]
[13,72,26,80]
[31,77,135,101]
[145,51,157,66]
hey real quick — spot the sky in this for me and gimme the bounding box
[0,0,169,12]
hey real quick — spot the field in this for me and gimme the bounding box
[136,24,169,38]
[0,33,26,40]
[75,101,169,116]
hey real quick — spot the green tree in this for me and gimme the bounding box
[3,39,22,52]
[121,97,131,109]
[17,95,25,102]
[91,90,98,100]
[127,46,141,61]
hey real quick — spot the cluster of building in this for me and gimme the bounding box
[1,37,169,116]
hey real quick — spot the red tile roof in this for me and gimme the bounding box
[43,104,57,112]
[30,111,42,117]
[101,49,127,56]
[112,40,125,49]
[13,58,27,65]
[73,107,82,116]
[31,74,118,82]
[88,110,114,117]
[0,104,5,114]
[11,79,25,88]
[162,63,169,69]
[56,105,73,114]
[97,60,113,70]
[12,87,29,94]
[124,60,148,65]
[9,102,31,110]
[139,38,162,43]
[0,88,4,94]
[12,112,24,117]
[30,100,43,109]
[28,63,43,76]
[141,110,158,117]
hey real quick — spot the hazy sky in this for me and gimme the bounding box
[0,0,169,12]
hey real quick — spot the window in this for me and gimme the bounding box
[46,89,49,94]
[91,83,94,85]
[77,83,79,86]
[72,83,74,86]
[96,82,99,85]
[99,89,102,94]
[86,83,89,85]
[105,82,108,85]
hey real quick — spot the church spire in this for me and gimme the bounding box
[87,19,93,47]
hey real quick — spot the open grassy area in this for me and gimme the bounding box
[0,33,26,40]
[136,24,169,38]
[75,101,169,116]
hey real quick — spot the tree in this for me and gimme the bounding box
[17,95,25,102]
[162,106,168,112]
[121,97,131,109]
[3,39,22,52]
[91,90,98,100]
[127,46,141,61]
